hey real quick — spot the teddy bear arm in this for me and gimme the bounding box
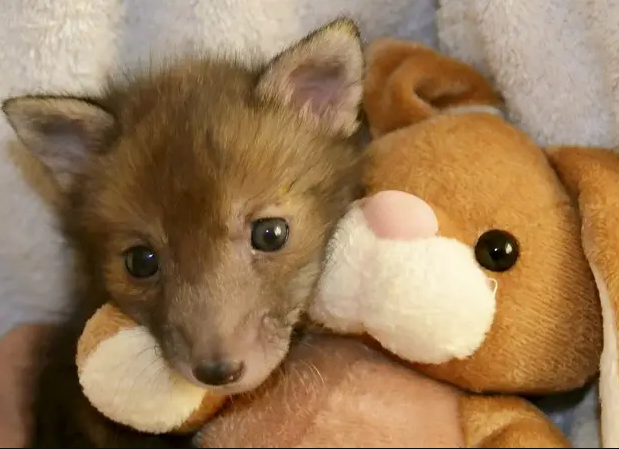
[459,394,570,448]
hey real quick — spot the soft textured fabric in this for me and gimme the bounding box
[436,0,619,149]
[0,0,439,340]
[550,146,619,448]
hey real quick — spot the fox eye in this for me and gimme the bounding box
[251,218,289,252]
[124,245,159,278]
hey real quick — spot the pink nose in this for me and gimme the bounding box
[361,190,439,240]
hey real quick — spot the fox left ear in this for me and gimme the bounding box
[255,18,365,138]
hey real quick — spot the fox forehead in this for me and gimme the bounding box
[98,62,335,200]
[90,98,328,219]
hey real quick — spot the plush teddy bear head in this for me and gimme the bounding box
[311,38,603,395]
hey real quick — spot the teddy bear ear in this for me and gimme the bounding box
[548,145,619,449]
[362,37,505,138]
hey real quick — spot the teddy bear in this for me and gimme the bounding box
[305,37,604,447]
[74,38,603,447]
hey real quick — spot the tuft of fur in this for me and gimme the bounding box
[3,18,366,447]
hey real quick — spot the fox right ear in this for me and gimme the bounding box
[363,38,504,137]
[255,18,364,138]
[2,95,117,191]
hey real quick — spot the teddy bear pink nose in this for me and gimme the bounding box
[361,190,439,240]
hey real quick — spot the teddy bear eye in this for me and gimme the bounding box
[474,229,520,272]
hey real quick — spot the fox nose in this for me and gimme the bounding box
[361,190,438,240]
[192,359,245,386]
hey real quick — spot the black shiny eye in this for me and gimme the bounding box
[251,218,289,252]
[124,245,159,278]
[474,230,520,272]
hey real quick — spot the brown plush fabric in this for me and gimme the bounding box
[549,146,619,448]
[362,113,602,393]
[200,332,465,448]
[363,37,504,137]
[547,146,619,332]
[460,395,569,447]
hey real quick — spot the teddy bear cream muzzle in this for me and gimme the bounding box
[311,190,497,365]
[77,304,227,435]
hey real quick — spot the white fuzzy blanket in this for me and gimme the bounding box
[0,0,437,338]
[437,0,619,150]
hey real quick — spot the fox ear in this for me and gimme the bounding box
[2,95,117,191]
[255,18,365,138]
